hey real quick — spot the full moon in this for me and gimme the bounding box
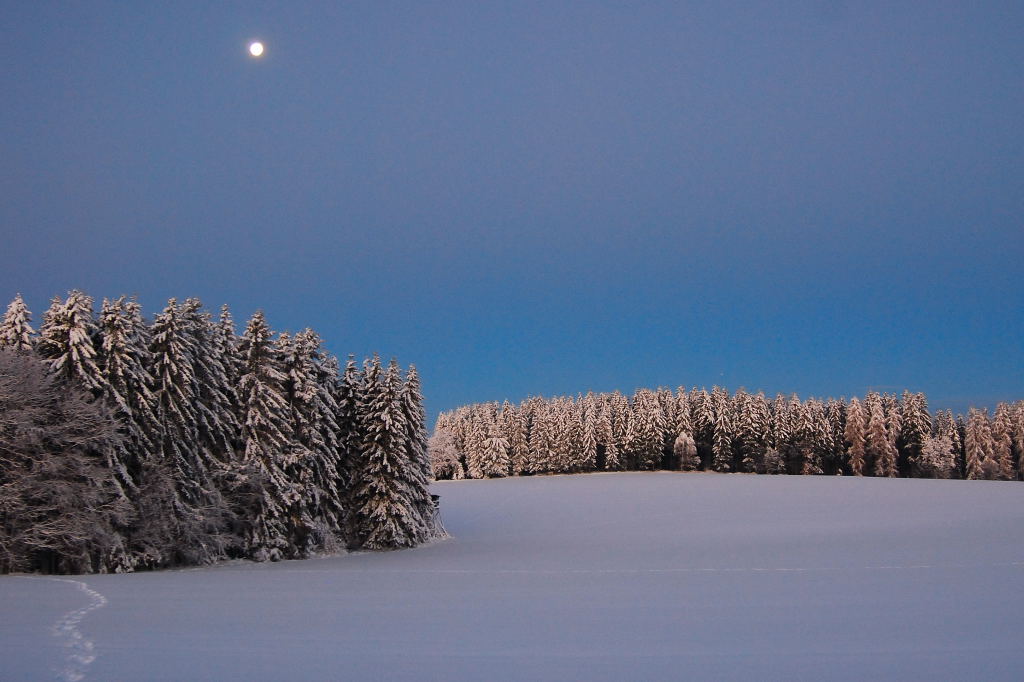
[248,41,264,57]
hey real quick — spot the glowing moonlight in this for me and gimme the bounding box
[248,41,264,57]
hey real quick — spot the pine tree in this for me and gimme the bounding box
[335,355,362,510]
[480,420,510,478]
[710,387,733,472]
[464,412,488,478]
[180,299,239,466]
[866,392,897,477]
[625,389,665,470]
[279,329,346,553]
[992,403,1015,481]
[37,290,105,392]
[349,357,428,549]
[235,310,296,560]
[844,397,867,476]
[964,408,994,480]
[823,399,847,474]
[595,398,620,471]
[1012,402,1024,480]
[525,401,552,473]
[0,294,35,351]
[400,364,439,536]
[97,296,158,494]
[580,402,598,472]
[500,401,530,476]
[900,392,931,477]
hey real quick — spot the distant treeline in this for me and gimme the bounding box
[0,292,442,575]
[432,388,1024,481]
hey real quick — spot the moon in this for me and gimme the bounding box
[248,41,264,57]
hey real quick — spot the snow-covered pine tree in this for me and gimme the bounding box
[180,299,239,466]
[710,387,733,472]
[731,389,753,472]
[146,299,231,566]
[399,363,441,537]
[0,294,35,351]
[992,403,1015,481]
[279,329,346,553]
[560,399,586,472]
[656,388,677,466]
[792,398,824,476]
[770,393,791,454]
[97,296,159,495]
[964,408,994,480]
[480,420,510,478]
[899,392,931,478]
[464,411,488,479]
[349,357,428,549]
[529,400,558,474]
[500,401,530,475]
[595,397,621,471]
[882,393,904,473]
[690,388,714,467]
[625,389,665,470]
[824,399,847,475]
[673,388,693,439]
[335,355,362,510]
[608,392,631,467]
[580,401,598,472]
[866,392,897,477]
[235,310,297,560]
[844,397,867,476]
[37,290,105,393]
[1012,402,1024,480]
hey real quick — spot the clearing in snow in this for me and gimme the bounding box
[2,472,1023,680]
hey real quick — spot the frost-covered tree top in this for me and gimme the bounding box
[0,294,35,352]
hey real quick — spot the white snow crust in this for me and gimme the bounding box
[2,472,1023,680]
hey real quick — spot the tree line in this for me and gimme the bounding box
[432,387,1024,481]
[0,292,442,575]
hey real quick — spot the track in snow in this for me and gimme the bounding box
[1,472,1023,681]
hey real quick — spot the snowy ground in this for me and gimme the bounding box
[2,472,1023,681]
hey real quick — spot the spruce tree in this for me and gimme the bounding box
[625,389,665,470]
[844,397,867,476]
[148,299,230,566]
[501,401,530,475]
[37,290,105,393]
[0,294,35,351]
[480,421,510,478]
[399,363,439,537]
[964,408,994,480]
[710,387,733,472]
[992,403,1015,480]
[866,392,897,477]
[236,310,296,560]
[349,357,428,549]
[97,296,158,494]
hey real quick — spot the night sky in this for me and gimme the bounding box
[2,1,1021,420]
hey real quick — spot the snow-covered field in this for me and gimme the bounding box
[2,472,1023,681]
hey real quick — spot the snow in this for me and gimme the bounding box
[2,472,1024,680]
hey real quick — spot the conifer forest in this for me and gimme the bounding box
[433,388,1024,482]
[0,292,442,575]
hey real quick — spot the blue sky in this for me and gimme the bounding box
[2,1,1021,420]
